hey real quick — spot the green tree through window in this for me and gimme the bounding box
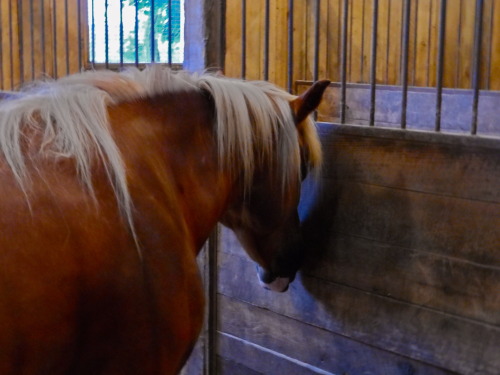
[89,0,184,64]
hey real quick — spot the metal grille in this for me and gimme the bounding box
[232,0,500,137]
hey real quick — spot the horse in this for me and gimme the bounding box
[0,66,329,375]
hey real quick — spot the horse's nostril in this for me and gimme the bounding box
[256,265,276,284]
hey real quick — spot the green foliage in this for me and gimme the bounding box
[123,0,182,63]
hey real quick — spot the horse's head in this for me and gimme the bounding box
[221,80,330,292]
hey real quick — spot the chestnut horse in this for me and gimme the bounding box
[0,67,329,374]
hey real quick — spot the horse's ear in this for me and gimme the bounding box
[292,80,330,124]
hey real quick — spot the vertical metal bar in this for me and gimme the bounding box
[168,0,172,65]
[0,3,3,89]
[400,0,411,129]
[287,0,294,92]
[77,0,82,70]
[340,0,349,124]
[41,0,46,73]
[151,0,155,62]
[91,0,95,68]
[105,0,109,69]
[18,0,24,85]
[471,0,484,135]
[119,0,124,66]
[52,0,58,78]
[65,0,70,74]
[207,227,220,375]
[369,0,379,126]
[360,0,366,81]
[313,0,320,83]
[263,0,270,81]
[135,0,139,66]
[241,0,246,79]
[435,0,447,132]
[30,0,35,80]
[385,0,391,83]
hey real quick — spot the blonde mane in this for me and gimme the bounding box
[0,66,321,232]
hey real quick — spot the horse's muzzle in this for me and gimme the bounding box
[256,266,296,293]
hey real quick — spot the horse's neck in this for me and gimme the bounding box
[108,92,233,253]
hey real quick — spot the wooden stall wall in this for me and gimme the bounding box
[225,0,500,91]
[0,0,87,90]
[216,123,500,374]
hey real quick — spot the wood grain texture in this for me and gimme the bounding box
[0,0,87,89]
[216,123,500,374]
[224,0,500,89]
[218,248,500,375]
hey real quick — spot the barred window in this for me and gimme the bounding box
[88,0,184,66]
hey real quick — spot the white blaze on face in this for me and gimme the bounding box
[259,276,291,292]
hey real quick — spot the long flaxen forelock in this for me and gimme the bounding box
[0,66,322,232]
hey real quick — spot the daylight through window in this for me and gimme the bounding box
[88,0,184,65]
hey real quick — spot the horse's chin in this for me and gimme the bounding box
[259,276,291,293]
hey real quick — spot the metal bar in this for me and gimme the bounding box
[18,0,24,85]
[207,227,220,375]
[360,0,366,81]
[135,0,139,66]
[287,0,294,92]
[313,0,320,83]
[263,0,270,80]
[400,0,411,129]
[77,0,82,70]
[42,0,46,73]
[52,0,58,78]
[471,0,484,135]
[435,0,447,132]
[91,0,95,68]
[65,0,70,74]
[168,0,172,65]
[369,0,379,126]
[105,0,109,69]
[340,0,349,124]
[30,0,35,80]
[385,0,391,83]
[120,0,124,66]
[151,0,155,62]
[241,0,246,79]
[9,0,13,88]
[0,3,3,89]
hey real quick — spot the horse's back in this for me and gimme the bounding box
[0,160,203,374]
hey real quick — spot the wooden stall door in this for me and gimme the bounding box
[215,123,500,374]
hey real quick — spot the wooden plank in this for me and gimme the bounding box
[490,0,500,90]
[218,331,336,375]
[224,0,243,78]
[245,0,264,80]
[317,129,500,203]
[217,356,264,375]
[221,216,500,324]
[321,180,500,265]
[292,0,308,89]
[268,0,288,87]
[302,231,500,325]
[217,250,500,374]
[218,295,457,375]
[375,0,390,84]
